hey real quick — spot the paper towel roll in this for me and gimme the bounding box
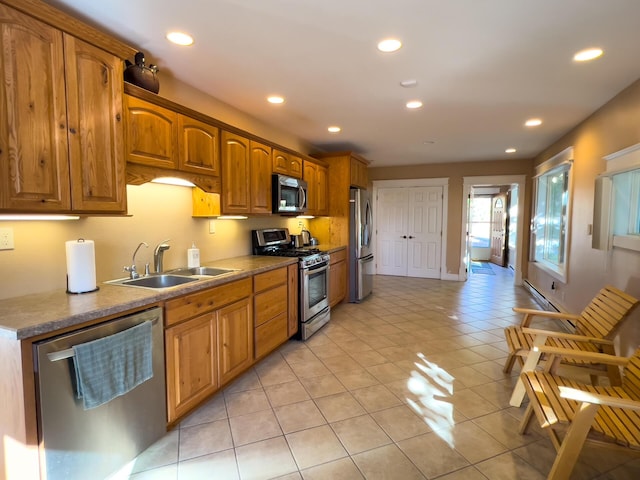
[66,239,97,294]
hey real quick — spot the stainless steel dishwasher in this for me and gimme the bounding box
[34,307,166,480]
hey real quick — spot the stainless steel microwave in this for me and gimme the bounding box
[272,174,308,214]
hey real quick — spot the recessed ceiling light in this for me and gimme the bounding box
[328,126,341,133]
[166,31,194,46]
[525,118,542,127]
[505,148,517,154]
[377,38,402,53]
[573,48,603,62]
[406,100,423,109]
[400,79,418,88]
[267,96,285,104]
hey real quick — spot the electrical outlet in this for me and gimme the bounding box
[0,227,14,250]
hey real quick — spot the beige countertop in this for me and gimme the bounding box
[0,256,297,340]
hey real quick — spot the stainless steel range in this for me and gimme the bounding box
[252,228,330,340]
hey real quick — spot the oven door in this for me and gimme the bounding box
[301,261,330,321]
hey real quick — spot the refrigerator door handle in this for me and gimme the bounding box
[363,200,373,248]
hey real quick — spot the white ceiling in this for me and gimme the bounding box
[47,0,640,167]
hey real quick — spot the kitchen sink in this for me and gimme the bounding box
[106,274,200,289]
[167,266,239,277]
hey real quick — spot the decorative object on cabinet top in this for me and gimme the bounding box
[124,51,160,93]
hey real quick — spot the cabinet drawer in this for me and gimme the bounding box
[254,284,287,327]
[165,277,251,326]
[255,313,288,359]
[253,267,287,293]
[330,248,347,264]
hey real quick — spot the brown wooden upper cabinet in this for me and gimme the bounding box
[221,131,272,215]
[124,96,178,169]
[0,4,126,213]
[124,95,220,178]
[178,116,220,176]
[273,149,303,179]
[250,141,273,214]
[303,160,329,216]
[350,156,368,189]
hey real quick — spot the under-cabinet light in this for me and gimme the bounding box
[217,215,248,220]
[296,215,315,219]
[151,177,196,187]
[0,215,80,221]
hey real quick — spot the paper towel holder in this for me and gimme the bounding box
[66,238,100,295]
[66,281,99,295]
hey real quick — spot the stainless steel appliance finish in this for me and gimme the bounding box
[252,228,330,340]
[350,188,374,302]
[272,174,308,214]
[34,307,166,480]
[300,254,330,330]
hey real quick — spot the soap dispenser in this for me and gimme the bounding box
[187,242,200,268]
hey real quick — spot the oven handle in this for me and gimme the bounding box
[301,262,329,274]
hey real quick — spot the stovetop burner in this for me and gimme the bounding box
[252,228,328,267]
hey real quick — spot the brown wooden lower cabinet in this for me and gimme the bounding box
[253,267,290,359]
[329,248,348,307]
[165,312,217,423]
[287,264,299,336]
[164,266,299,425]
[164,277,252,424]
[255,313,288,359]
[217,297,253,385]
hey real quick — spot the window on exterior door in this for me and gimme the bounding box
[469,197,492,248]
[531,147,573,282]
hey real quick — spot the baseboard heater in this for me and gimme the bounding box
[523,280,560,312]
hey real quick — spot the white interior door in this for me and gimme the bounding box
[407,187,442,278]
[377,188,409,276]
[377,186,442,278]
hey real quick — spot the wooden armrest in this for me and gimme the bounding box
[522,327,614,345]
[532,345,629,366]
[512,308,581,328]
[559,386,640,411]
[513,307,580,321]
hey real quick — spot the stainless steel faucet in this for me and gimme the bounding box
[153,239,171,273]
[124,242,148,279]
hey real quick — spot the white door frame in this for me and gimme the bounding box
[461,175,526,285]
[373,178,449,279]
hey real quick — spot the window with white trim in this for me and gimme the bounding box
[612,169,640,237]
[593,143,640,252]
[531,147,573,281]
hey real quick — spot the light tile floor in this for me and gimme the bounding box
[116,266,640,479]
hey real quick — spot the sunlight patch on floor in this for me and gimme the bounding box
[406,353,455,447]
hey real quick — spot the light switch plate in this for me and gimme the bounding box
[0,227,14,250]
[209,220,216,234]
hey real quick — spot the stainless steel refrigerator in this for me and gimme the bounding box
[349,187,374,302]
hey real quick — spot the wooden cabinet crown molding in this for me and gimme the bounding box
[0,0,136,59]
